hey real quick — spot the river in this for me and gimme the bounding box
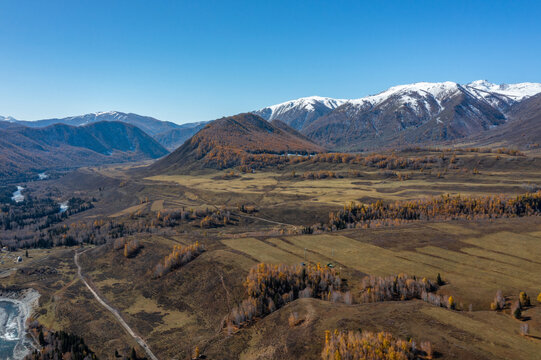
[0,300,29,359]
[11,187,24,203]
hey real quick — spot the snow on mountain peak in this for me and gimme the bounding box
[467,80,541,101]
[0,115,17,122]
[259,96,348,120]
[350,81,460,107]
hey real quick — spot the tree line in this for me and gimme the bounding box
[321,192,541,231]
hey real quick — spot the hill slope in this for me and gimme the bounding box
[469,93,541,148]
[0,121,169,181]
[153,121,210,150]
[148,113,324,173]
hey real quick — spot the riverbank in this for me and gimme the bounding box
[0,288,40,359]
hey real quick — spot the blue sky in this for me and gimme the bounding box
[0,0,540,124]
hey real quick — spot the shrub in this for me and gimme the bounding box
[519,291,531,307]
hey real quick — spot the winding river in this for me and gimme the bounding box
[0,300,30,359]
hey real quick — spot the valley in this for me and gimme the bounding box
[2,144,541,359]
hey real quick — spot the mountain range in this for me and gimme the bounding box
[0,121,168,181]
[2,111,209,151]
[253,80,541,150]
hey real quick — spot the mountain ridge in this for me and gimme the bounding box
[0,121,169,181]
[253,80,541,150]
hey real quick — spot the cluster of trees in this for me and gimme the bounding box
[0,194,94,249]
[203,146,290,170]
[324,192,541,231]
[1,201,231,250]
[200,209,233,228]
[322,329,432,360]
[404,146,524,156]
[152,207,234,229]
[153,242,205,278]
[357,273,456,310]
[226,263,349,329]
[0,196,92,231]
[0,185,17,203]
[301,171,338,179]
[512,291,531,319]
[307,153,438,171]
[490,290,533,319]
[359,274,434,302]
[26,323,97,360]
[114,238,141,258]
[0,216,133,250]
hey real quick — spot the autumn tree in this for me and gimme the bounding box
[519,291,531,307]
[436,273,444,286]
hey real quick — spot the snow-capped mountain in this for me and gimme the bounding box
[253,81,541,150]
[467,80,541,101]
[303,81,506,150]
[253,96,347,130]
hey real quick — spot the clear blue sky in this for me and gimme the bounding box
[1,0,540,124]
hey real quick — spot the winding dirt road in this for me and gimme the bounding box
[74,249,159,360]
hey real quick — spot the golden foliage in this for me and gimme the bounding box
[326,192,541,231]
[321,329,430,360]
[153,242,205,278]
